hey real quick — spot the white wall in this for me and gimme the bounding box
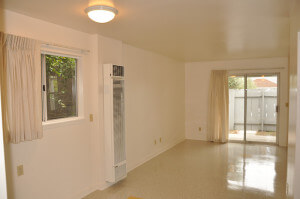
[1,10,98,199]
[91,37,185,190]
[93,35,124,190]
[123,44,185,171]
[1,9,186,199]
[287,0,300,198]
[185,57,289,146]
[0,99,7,199]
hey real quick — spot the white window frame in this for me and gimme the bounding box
[0,97,7,199]
[41,47,84,129]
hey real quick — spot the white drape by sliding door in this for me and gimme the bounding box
[0,33,43,144]
[207,70,229,143]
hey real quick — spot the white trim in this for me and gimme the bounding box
[41,54,47,121]
[40,49,85,125]
[294,32,300,199]
[42,117,85,130]
[41,44,88,56]
[0,97,7,199]
[40,49,82,59]
[69,185,95,199]
[228,68,286,76]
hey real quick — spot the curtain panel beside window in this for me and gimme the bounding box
[207,70,229,143]
[0,32,43,144]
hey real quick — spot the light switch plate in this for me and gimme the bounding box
[89,114,93,122]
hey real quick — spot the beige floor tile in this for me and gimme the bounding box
[83,140,287,199]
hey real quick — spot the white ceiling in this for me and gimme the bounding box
[2,0,290,62]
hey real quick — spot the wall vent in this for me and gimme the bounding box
[113,65,124,77]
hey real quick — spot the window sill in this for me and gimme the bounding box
[42,117,85,130]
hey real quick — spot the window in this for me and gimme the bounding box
[41,53,78,121]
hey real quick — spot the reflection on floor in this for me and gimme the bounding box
[84,140,287,199]
[229,130,276,143]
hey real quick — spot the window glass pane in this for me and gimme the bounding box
[45,54,77,120]
[246,75,277,143]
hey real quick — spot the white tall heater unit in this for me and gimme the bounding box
[103,64,126,183]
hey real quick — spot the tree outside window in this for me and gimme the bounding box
[42,54,77,120]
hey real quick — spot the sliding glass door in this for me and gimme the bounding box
[228,76,245,141]
[228,74,278,143]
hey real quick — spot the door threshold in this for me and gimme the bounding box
[228,140,278,146]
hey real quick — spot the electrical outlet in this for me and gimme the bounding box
[17,165,24,176]
[89,114,93,122]
[198,127,202,132]
[154,139,157,145]
[160,137,162,143]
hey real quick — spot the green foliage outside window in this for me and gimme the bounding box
[45,55,77,120]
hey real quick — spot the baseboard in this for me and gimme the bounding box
[185,136,207,141]
[185,138,207,141]
[127,137,185,172]
[71,185,95,199]
[99,181,114,191]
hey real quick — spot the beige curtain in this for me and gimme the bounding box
[0,32,42,144]
[207,70,229,143]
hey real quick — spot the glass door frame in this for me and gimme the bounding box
[228,72,280,145]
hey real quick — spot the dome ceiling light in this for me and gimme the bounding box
[85,5,118,23]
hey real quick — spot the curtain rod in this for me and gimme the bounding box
[2,31,90,54]
[227,67,286,71]
[41,42,90,54]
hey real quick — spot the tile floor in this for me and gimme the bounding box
[229,130,276,143]
[84,140,287,199]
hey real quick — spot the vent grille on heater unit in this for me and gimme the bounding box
[113,80,126,165]
[113,65,124,77]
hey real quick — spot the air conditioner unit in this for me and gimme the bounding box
[103,64,126,183]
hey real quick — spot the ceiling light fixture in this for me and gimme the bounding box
[85,5,118,23]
